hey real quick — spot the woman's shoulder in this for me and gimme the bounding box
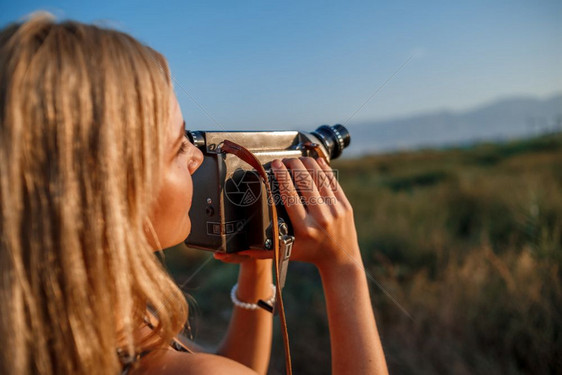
[130,350,259,375]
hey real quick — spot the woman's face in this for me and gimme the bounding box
[147,92,204,249]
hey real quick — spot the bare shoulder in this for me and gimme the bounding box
[131,350,258,375]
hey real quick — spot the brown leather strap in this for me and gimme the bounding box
[220,139,293,375]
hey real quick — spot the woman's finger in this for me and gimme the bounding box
[271,159,307,223]
[316,157,352,209]
[237,250,274,259]
[213,252,248,264]
[214,251,274,263]
[299,157,338,214]
[281,158,330,218]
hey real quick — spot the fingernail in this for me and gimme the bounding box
[272,160,282,168]
[318,158,327,166]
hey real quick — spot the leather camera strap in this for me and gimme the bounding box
[219,139,293,375]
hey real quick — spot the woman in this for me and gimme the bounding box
[0,12,388,375]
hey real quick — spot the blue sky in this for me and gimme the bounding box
[1,0,561,131]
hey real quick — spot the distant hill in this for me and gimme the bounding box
[344,93,562,156]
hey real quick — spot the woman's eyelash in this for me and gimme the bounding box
[178,138,189,155]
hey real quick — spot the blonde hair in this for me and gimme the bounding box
[0,12,188,374]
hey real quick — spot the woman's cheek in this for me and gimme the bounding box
[172,163,193,213]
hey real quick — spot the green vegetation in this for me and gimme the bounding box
[164,132,562,374]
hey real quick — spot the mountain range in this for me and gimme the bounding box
[344,93,562,157]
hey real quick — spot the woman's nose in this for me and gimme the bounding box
[188,144,204,174]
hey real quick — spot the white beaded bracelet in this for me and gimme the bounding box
[230,283,276,311]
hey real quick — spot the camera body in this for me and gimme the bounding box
[184,125,350,253]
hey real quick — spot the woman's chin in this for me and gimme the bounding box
[181,217,192,241]
[156,220,191,250]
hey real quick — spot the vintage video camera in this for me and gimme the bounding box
[184,124,350,254]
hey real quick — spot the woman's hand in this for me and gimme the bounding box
[240,156,363,273]
[241,157,389,374]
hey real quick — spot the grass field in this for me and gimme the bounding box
[164,132,562,374]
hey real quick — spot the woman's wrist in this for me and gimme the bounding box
[238,258,272,282]
[231,283,276,310]
[313,241,364,275]
[236,259,273,303]
[318,259,365,280]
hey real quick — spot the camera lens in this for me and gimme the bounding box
[186,130,206,149]
[311,124,351,159]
